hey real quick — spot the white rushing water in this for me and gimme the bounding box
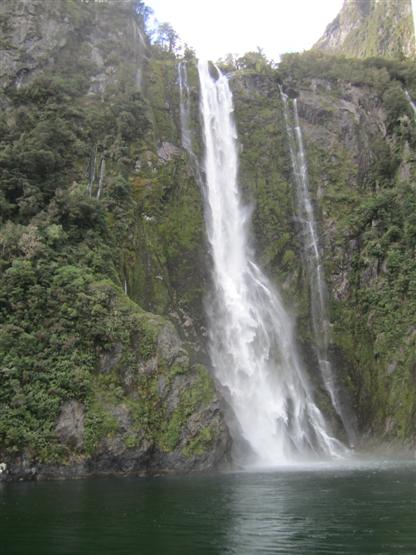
[280,90,355,445]
[197,60,347,464]
[405,89,416,119]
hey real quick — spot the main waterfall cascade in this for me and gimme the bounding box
[280,90,356,445]
[196,59,347,464]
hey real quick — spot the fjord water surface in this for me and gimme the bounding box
[1,461,415,554]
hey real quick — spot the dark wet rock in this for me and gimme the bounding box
[99,343,123,373]
[55,401,85,450]
[0,0,147,96]
[2,308,231,482]
[157,142,182,162]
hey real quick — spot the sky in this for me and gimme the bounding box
[146,0,344,61]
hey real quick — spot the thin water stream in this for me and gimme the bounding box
[405,89,416,119]
[280,89,356,445]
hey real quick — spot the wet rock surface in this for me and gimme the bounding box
[1,312,230,482]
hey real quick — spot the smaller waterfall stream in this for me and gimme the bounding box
[178,61,204,186]
[178,62,192,152]
[412,0,416,42]
[405,90,416,119]
[198,60,347,464]
[280,89,355,445]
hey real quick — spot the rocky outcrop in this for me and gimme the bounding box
[0,0,231,482]
[55,401,85,450]
[229,57,416,447]
[314,0,416,59]
[0,290,230,482]
[0,0,147,97]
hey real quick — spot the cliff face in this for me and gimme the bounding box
[0,0,230,481]
[314,0,416,59]
[228,52,416,447]
[0,0,147,95]
[289,65,416,445]
[1,1,416,481]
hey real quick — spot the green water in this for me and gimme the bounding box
[1,461,415,554]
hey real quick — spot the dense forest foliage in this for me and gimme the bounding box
[0,0,227,474]
[0,0,415,478]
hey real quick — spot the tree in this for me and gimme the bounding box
[156,22,179,53]
[236,50,271,72]
[134,1,153,28]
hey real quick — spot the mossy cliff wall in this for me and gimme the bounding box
[286,61,416,446]
[314,0,416,60]
[227,52,416,447]
[0,0,229,480]
[1,1,416,481]
[137,49,416,448]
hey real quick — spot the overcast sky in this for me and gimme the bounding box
[146,0,344,61]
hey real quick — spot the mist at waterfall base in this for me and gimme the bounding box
[2,461,416,554]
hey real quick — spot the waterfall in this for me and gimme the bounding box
[280,89,356,445]
[405,90,416,119]
[178,62,193,152]
[178,61,204,186]
[198,59,347,465]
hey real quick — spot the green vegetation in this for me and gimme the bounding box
[277,52,416,441]
[158,364,215,454]
[225,51,416,442]
[1,0,416,472]
[231,72,298,287]
[314,0,415,60]
[0,0,220,471]
[279,51,416,96]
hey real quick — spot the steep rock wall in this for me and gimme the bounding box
[314,0,416,59]
[227,53,416,447]
[1,1,416,481]
[0,0,230,481]
[0,0,147,96]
